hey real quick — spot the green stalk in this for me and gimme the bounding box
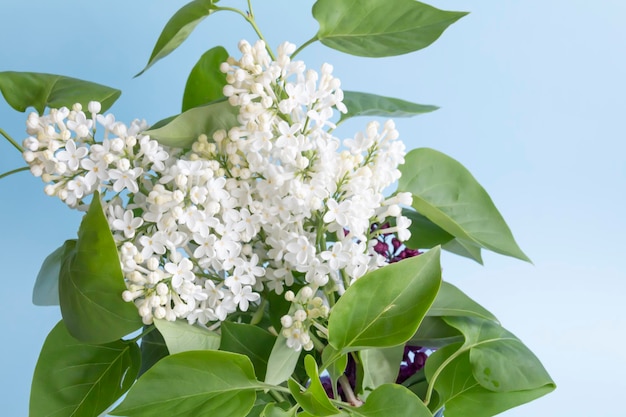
[0,127,23,153]
[0,166,29,180]
[292,36,318,59]
[216,3,276,61]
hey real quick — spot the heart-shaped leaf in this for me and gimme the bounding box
[339,91,437,124]
[0,71,121,113]
[398,148,530,262]
[328,247,441,352]
[312,0,467,57]
[136,0,220,76]
[59,192,142,343]
[30,320,140,417]
[182,46,229,111]
[111,351,263,417]
[145,99,239,148]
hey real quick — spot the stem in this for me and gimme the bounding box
[0,128,23,153]
[268,388,287,403]
[292,36,318,59]
[0,166,29,180]
[338,375,362,407]
[216,4,276,61]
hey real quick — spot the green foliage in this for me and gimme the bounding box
[220,321,276,380]
[31,320,140,417]
[154,318,220,353]
[59,192,142,343]
[182,46,229,111]
[0,71,120,113]
[136,0,220,76]
[145,99,238,148]
[424,318,556,416]
[32,240,75,306]
[0,0,554,416]
[328,247,441,351]
[398,148,531,262]
[112,351,263,417]
[312,0,467,57]
[288,356,340,416]
[339,92,438,124]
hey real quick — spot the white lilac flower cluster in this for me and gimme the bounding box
[20,40,412,351]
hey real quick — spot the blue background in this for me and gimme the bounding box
[1,1,624,415]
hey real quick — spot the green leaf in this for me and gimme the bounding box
[145,99,239,148]
[220,321,275,381]
[427,282,497,322]
[312,0,467,57]
[0,71,121,113]
[409,317,463,349]
[264,334,302,385]
[59,192,142,343]
[321,345,347,396]
[397,148,530,262]
[425,344,554,417]
[360,346,404,396]
[136,0,220,76]
[442,238,483,264]
[328,247,441,352]
[403,209,454,249]
[32,240,75,306]
[289,356,340,416]
[339,91,437,124]
[153,318,220,354]
[346,384,433,417]
[112,351,262,417]
[444,316,554,392]
[182,46,229,111]
[139,326,169,377]
[30,320,140,417]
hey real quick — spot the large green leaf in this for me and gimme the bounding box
[288,355,340,416]
[264,334,302,386]
[153,318,220,354]
[312,0,467,57]
[139,326,169,377]
[182,46,228,111]
[346,384,433,417]
[32,239,75,306]
[339,91,437,124]
[30,320,140,417]
[427,282,497,322]
[397,148,530,262]
[145,99,239,148]
[137,0,220,76]
[59,192,142,343]
[220,321,276,381]
[328,247,441,352]
[112,351,263,417]
[0,71,120,113]
[425,344,554,417]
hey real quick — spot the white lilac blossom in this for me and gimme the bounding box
[20,40,412,351]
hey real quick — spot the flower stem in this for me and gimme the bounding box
[0,128,23,153]
[0,166,29,180]
[216,3,276,61]
[292,36,318,59]
[338,374,362,406]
